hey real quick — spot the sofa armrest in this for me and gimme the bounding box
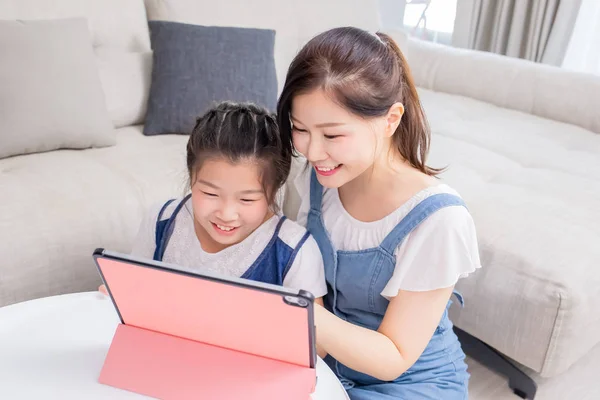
[407,38,600,135]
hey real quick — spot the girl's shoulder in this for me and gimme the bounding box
[277,215,312,249]
[148,196,191,222]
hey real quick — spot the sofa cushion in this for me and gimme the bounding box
[0,126,188,307]
[143,0,380,93]
[0,18,115,159]
[407,37,600,135]
[143,21,277,135]
[416,88,600,377]
[0,0,152,128]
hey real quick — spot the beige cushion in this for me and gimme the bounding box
[0,18,115,159]
[407,37,600,135]
[415,88,600,377]
[0,0,152,128]
[0,126,188,307]
[144,0,380,93]
[97,50,153,127]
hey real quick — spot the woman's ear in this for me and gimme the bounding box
[385,102,404,137]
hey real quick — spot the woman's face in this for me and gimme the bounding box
[290,89,390,188]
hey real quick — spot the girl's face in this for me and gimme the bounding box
[291,89,391,189]
[191,157,271,253]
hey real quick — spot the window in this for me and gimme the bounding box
[403,0,458,45]
[562,0,600,75]
[379,0,458,46]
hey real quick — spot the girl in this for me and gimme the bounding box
[102,101,326,300]
[277,28,481,399]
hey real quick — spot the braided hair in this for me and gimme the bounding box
[187,101,291,209]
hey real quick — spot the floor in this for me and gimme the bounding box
[466,340,600,400]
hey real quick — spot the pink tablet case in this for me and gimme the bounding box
[95,253,316,400]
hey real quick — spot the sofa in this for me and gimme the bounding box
[0,0,379,307]
[1,0,599,398]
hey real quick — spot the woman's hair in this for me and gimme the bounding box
[187,101,291,207]
[277,27,440,175]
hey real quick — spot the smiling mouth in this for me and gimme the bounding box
[314,164,341,176]
[211,222,238,234]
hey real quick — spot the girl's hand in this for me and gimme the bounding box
[98,284,108,296]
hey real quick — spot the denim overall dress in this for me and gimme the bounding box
[306,172,470,399]
[152,194,310,285]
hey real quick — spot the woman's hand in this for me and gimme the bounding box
[98,284,108,296]
[313,298,328,359]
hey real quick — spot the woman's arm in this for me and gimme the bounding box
[314,286,454,381]
[314,297,328,359]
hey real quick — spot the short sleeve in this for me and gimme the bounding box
[283,235,328,298]
[381,206,482,298]
[292,165,312,227]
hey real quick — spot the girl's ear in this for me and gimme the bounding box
[385,102,404,137]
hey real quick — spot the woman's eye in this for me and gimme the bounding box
[324,134,341,139]
[202,191,217,197]
[241,199,257,203]
[292,126,308,133]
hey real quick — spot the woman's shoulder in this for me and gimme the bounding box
[406,184,475,235]
[380,184,481,295]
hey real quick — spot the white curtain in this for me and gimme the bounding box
[562,0,600,75]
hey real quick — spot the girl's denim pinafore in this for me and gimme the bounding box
[306,171,470,399]
[153,194,310,286]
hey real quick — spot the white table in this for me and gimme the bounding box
[0,292,348,399]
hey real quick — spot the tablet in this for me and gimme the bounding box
[93,248,317,369]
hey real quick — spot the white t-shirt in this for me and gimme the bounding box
[294,169,481,298]
[131,198,328,298]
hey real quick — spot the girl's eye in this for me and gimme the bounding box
[202,191,217,197]
[241,199,257,203]
[292,126,308,133]
[324,134,341,139]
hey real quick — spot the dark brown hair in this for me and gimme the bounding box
[187,101,291,208]
[277,27,440,175]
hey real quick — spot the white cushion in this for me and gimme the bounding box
[407,37,600,135]
[0,18,115,159]
[293,0,381,46]
[97,50,153,128]
[0,0,152,128]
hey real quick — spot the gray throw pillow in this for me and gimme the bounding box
[143,21,277,136]
[0,18,115,159]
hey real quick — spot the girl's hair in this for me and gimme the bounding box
[187,101,291,207]
[277,27,440,175]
